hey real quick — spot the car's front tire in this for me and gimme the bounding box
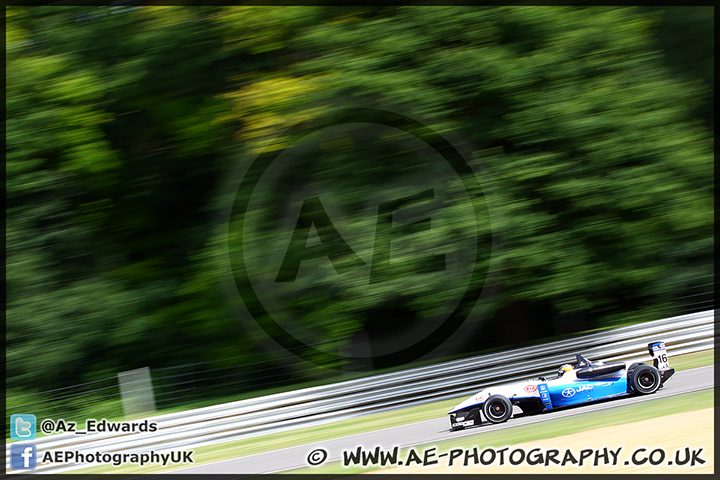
[629,364,661,394]
[483,395,513,424]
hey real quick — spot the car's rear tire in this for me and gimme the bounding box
[483,395,513,424]
[630,364,661,394]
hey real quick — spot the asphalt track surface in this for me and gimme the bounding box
[169,365,713,476]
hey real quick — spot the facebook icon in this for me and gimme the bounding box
[10,444,37,470]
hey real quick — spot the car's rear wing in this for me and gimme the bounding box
[647,341,675,385]
[647,341,670,371]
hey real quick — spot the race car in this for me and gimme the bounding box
[448,341,675,430]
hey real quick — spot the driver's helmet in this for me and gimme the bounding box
[557,364,574,378]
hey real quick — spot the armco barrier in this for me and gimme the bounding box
[6,310,714,473]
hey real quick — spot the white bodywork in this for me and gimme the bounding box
[447,378,543,414]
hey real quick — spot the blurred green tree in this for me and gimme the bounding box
[5,5,713,399]
[221,5,713,352]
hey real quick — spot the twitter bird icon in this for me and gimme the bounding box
[11,414,37,440]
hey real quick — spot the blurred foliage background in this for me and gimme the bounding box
[6,6,713,417]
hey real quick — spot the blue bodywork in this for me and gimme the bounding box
[538,373,629,409]
[537,383,553,409]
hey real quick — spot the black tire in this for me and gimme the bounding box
[483,395,513,424]
[630,364,661,395]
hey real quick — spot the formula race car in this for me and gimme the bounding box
[448,341,675,430]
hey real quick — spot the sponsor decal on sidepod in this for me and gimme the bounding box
[562,385,594,397]
[562,388,576,398]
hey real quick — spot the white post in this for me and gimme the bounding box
[117,367,156,418]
